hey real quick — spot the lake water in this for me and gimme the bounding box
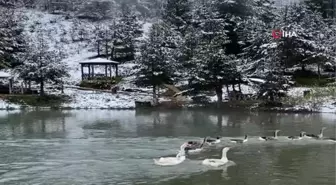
[0,110,335,185]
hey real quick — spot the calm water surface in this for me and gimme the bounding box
[0,110,335,185]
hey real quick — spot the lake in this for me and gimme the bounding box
[0,110,335,185]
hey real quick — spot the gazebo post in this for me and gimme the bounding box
[92,65,95,79]
[79,58,119,81]
[109,64,112,78]
[8,78,12,94]
[81,64,84,80]
[88,64,91,80]
[115,64,118,77]
[105,64,108,77]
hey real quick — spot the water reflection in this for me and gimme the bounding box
[0,110,335,140]
[0,111,69,139]
[0,110,335,185]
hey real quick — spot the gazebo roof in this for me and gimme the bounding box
[79,57,119,65]
[0,71,11,79]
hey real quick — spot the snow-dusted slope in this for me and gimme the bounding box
[0,8,155,110]
[21,9,153,85]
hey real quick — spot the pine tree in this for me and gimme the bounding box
[16,28,69,95]
[305,0,335,19]
[238,0,290,101]
[163,0,192,36]
[135,22,175,105]
[0,7,26,69]
[112,4,143,63]
[278,4,330,71]
[191,1,239,105]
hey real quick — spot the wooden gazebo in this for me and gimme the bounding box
[79,58,119,80]
[0,70,13,94]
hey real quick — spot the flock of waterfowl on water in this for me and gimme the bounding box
[153,127,335,167]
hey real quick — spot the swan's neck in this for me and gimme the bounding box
[221,151,228,161]
[200,139,206,147]
[319,129,324,137]
[274,131,278,138]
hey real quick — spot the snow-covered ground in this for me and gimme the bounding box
[0,100,21,110]
[287,87,336,113]
[209,84,258,102]
[0,9,335,113]
[0,86,335,113]
[61,88,141,109]
[0,9,154,110]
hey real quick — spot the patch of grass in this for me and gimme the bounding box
[282,86,336,109]
[79,77,122,89]
[293,70,334,87]
[294,77,333,87]
[2,94,71,107]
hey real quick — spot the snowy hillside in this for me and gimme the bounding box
[20,8,153,85]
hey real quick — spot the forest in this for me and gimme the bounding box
[0,0,335,108]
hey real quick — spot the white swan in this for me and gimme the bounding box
[259,130,281,141]
[305,127,326,139]
[288,131,306,140]
[206,136,221,145]
[153,143,187,166]
[230,135,248,143]
[202,147,230,167]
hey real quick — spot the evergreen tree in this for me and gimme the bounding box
[305,0,335,19]
[16,28,69,95]
[278,4,330,71]
[135,22,176,104]
[191,2,239,105]
[0,7,26,69]
[163,0,192,36]
[112,4,143,63]
[238,0,290,101]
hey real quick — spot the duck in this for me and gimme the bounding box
[185,137,207,153]
[288,131,306,140]
[230,135,248,143]
[305,127,326,139]
[202,147,231,167]
[153,143,187,166]
[259,130,281,141]
[206,136,221,145]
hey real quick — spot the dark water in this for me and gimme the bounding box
[0,110,335,185]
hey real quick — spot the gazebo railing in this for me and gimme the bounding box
[82,73,113,80]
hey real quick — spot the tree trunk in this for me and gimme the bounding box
[152,85,158,106]
[270,92,274,102]
[318,63,321,80]
[301,64,305,71]
[40,80,44,96]
[225,84,229,95]
[215,85,223,108]
[105,39,108,59]
[21,82,24,94]
[28,80,31,90]
[97,41,100,56]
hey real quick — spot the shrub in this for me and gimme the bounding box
[3,94,70,107]
[293,70,334,87]
[79,77,122,89]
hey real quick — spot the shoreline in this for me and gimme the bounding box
[0,87,335,114]
[0,104,335,114]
